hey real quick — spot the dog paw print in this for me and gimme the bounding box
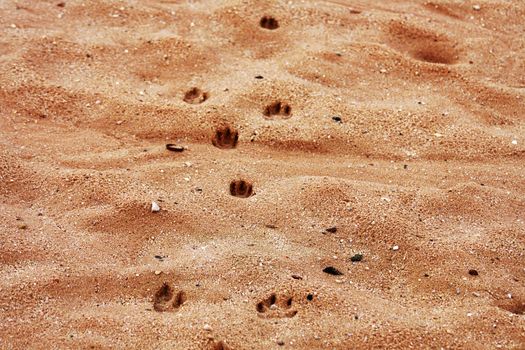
[256,293,297,318]
[153,282,186,312]
[230,179,253,198]
[212,125,239,149]
[263,101,291,119]
[183,87,208,104]
[211,341,231,350]
[260,16,279,30]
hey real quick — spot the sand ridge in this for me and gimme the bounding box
[0,0,524,349]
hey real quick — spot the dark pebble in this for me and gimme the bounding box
[332,116,342,123]
[306,293,313,301]
[291,274,303,280]
[255,75,264,79]
[166,144,185,152]
[350,254,363,262]
[323,266,344,275]
[325,226,337,233]
[468,269,479,276]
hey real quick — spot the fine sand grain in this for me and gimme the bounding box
[1,0,524,349]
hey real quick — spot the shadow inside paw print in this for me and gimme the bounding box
[153,282,186,312]
[211,340,231,350]
[212,125,239,149]
[183,87,208,104]
[263,101,291,119]
[230,179,253,198]
[260,16,279,30]
[256,293,297,318]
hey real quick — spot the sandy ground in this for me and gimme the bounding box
[1,0,525,349]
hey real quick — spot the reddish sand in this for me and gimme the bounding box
[1,0,524,349]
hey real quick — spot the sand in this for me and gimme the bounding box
[1,0,524,349]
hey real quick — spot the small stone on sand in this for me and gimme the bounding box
[323,266,344,275]
[166,144,185,152]
[151,201,160,212]
[350,254,363,262]
[325,226,337,233]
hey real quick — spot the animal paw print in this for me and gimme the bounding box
[183,87,208,104]
[263,101,291,119]
[211,341,231,350]
[260,16,279,30]
[256,293,297,318]
[230,180,253,198]
[153,282,186,312]
[212,125,239,149]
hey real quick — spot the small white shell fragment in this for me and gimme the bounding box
[151,201,160,212]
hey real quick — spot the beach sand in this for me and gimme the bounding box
[1,0,524,348]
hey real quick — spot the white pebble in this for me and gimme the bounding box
[392,245,399,251]
[203,324,212,331]
[151,201,160,212]
[511,140,517,145]
[472,4,481,10]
